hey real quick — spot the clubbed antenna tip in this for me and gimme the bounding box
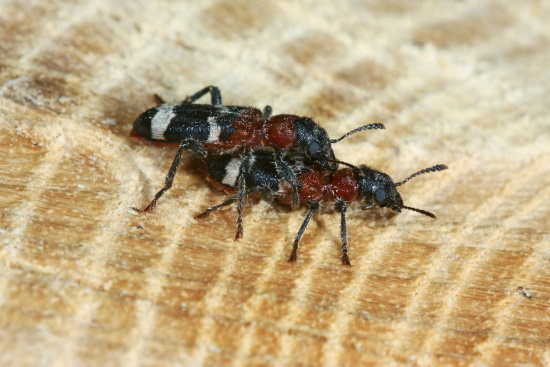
[330,123,385,143]
[395,164,448,187]
[402,205,437,219]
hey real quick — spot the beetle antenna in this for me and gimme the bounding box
[326,159,359,170]
[330,123,385,143]
[402,205,437,219]
[395,164,448,186]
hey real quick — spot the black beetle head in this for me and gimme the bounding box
[355,164,448,218]
[293,117,337,169]
[357,166,404,212]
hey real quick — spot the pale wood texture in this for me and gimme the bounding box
[1,1,549,366]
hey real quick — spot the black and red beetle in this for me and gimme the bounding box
[198,151,448,265]
[131,86,384,212]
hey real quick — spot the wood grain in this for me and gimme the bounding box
[0,1,549,366]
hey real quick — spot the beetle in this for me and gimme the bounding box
[131,86,384,212]
[198,151,448,265]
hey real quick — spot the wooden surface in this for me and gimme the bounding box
[1,1,549,366]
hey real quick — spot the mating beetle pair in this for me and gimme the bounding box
[132,86,447,265]
[131,86,384,211]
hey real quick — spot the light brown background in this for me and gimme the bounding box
[0,1,549,366]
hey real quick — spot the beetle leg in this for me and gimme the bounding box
[181,85,222,105]
[288,202,319,263]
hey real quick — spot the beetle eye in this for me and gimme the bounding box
[374,188,387,204]
[307,141,320,157]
